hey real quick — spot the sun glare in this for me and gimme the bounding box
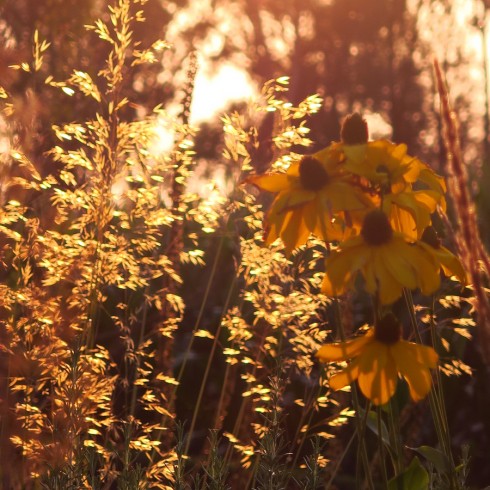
[189,61,256,124]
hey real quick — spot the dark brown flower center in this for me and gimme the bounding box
[299,156,330,191]
[341,113,369,145]
[361,210,393,246]
[421,226,441,249]
[374,313,401,344]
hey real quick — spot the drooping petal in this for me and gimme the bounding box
[437,246,467,284]
[370,249,404,305]
[392,343,434,402]
[280,207,310,254]
[285,161,301,177]
[411,189,441,212]
[400,154,422,184]
[322,258,355,297]
[283,188,316,209]
[303,198,319,237]
[343,144,368,169]
[314,212,345,243]
[396,341,439,368]
[329,359,361,391]
[322,243,367,296]
[316,330,374,362]
[319,181,373,212]
[247,173,293,192]
[419,242,467,285]
[269,190,293,215]
[337,234,366,249]
[264,199,292,246]
[398,240,441,296]
[382,242,418,291]
[362,248,377,294]
[313,146,344,175]
[386,200,419,239]
[357,342,398,405]
[418,166,446,195]
[388,191,437,239]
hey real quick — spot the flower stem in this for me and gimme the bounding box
[333,299,375,490]
[403,289,459,489]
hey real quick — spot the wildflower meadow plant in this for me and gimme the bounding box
[250,111,471,488]
[0,0,485,488]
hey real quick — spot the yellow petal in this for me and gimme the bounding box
[312,146,342,173]
[382,243,418,291]
[264,205,292,246]
[316,330,374,362]
[411,189,441,212]
[286,161,301,177]
[438,246,467,284]
[396,340,438,368]
[303,199,319,235]
[284,189,316,209]
[371,249,404,305]
[357,342,398,405]
[280,207,309,254]
[343,144,368,167]
[320,182,372,212]
[308,196,344,242]
[269,190,292,215]
[339,234,366,249]
[248,173,292,192]
[392,343,434,402]
[419,167,446,195]
[329,359,361,391]
[419,243,467,285]
[362,248,377,294]
[398,240,441,295]
[322,243,367,296]
[389,192,433,238]
[387,202,418,239]
[401,155,422,183]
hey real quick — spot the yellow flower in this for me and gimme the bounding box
[322,210,441,304]
[248,147,373,254]
[316,313,438,405]
[342,138,445,198]
[337,114,446,238]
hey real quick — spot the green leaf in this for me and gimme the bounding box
[388,457,429,490]
[408,445,450,474]
[362,409,391,449]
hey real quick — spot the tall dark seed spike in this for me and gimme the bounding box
[341,113,369,145]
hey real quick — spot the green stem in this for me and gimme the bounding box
[403,289,459,489]
[377,406,390,489]
[333,299,375,490]
[387,397,403,474]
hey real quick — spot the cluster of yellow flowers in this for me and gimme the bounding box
[249,114,467,406]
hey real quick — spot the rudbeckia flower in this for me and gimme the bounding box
[248,148,373,254]
[322,209,440,304]
[337,114,446,239]
[316,313,438,405]
[342,135,445,199]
